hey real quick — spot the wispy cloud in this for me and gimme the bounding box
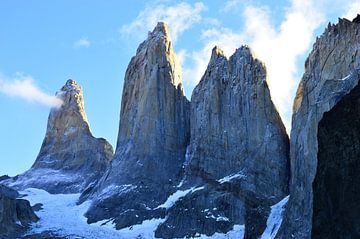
[222,0,250,12]
[74,37,91,48]
[0,73,62,108]
[120,2,206,42]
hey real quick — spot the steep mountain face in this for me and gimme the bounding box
[155,46,290,238]
[0,184,38,238]
[6,80,113,194]
[280,16,360,238]
[84,22,190,228]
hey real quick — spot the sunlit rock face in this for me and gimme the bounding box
[156,46,290,239]
[280,15,360,238]
[0,185,38,238]
[84,22,190,229]
[5,80,113,194]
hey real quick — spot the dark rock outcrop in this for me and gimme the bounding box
[280,16,360,238]
[5,80,113,194]
[0,185,38,238]
[84,22,190,228]
[155,46,290,238]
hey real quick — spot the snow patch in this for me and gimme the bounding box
[21,188,163,239]
[98,184,136,199]
[192,224,245,239]
[155,186,205,210]
[21,187,245,238]
[338,74,351,81]
[260,195,289,239]
[8,168,82,190]
[218,172,246,184]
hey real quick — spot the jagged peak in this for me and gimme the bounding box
[210,46,226,62]
[232,45,253,59]
[146,22,171,43]
[51,79,89,129]
[151,22,170,37]
[60,79,82,93]
[353,14,360,24]
[136,22,172,55]
[315,16,360,48]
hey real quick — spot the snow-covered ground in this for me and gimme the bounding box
[260,195,289,239]
[22,188,164,239]
[21,188,245,239]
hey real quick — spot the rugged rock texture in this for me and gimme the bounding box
[0,184,38,238]
[155,46,290,238]
[280,16,360,238]
[5,80,113,194]
[84,22,190,228]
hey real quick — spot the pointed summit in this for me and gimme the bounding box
[210,46,226,62]
[151,21,170,37]
[5,80,113,194]
[84,22,190,229]
[46,79,90,138]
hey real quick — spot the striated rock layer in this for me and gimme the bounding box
[84,22,190,228]
[0,184,38,238]
[156,46,290,238]
[5,80,113,194]
[280,16,360,238]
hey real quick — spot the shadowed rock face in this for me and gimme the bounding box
[312,83,360,239]
[84,22,190,228]
[5,80,113,194]
[155,46,289,239]
[0,185,38,238]
[280,16,360,238]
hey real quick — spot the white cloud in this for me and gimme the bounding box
[222,0,251,12]
[343,1,360,20]
[120,2,206,42]
[74,38,91,48]
[183,0,326,130]
[0,73,63,108]
[182,27,245,93]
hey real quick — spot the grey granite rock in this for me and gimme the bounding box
[0,184,38,238]
[280,16,360,238]
[156,46,290,238]
[83,22,190,228]
[5,80,113,194]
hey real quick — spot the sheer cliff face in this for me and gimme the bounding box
[113,22,189,184]
[281,16,360,238]
[156,46,290,238]
[6,80,113,194]
[0,185,38,238]
[0,184,39,238]
[84,22,190,228]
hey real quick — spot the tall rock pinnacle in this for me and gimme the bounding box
[6,79,113,194]
[281,17,360,238]
[156,45,290,238]
[84,22,190,228]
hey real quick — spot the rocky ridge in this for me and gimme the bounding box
[155,46,289,238]
[280,16,360,238]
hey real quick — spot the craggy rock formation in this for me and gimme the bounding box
[84,22,190,228]
[0,185,38,238]
[280,16,360,238]
[155,46,290,238]
[5,80,113,194]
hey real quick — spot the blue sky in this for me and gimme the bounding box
[0,0,359,176]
